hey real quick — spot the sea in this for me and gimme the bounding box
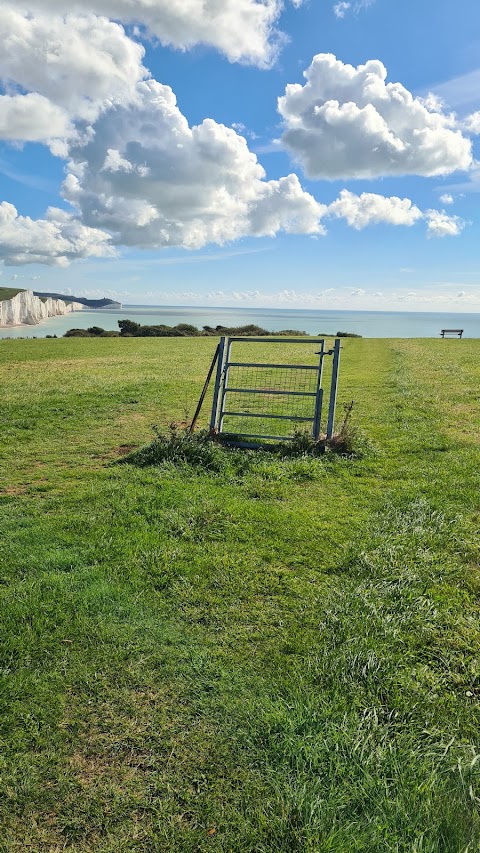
[1,305,479,339]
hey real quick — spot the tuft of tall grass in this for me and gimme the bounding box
[124,424,234,472]
[124,410,369,477]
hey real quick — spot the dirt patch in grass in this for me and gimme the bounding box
[92,443,140,461]
[117,412,151,425]
[0,485,28,496]
[113,444,139,457]
[68,750,146,789]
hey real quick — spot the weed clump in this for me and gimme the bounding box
[124,402,367,475]
[125,424,233,472]
[326,400,360,455]
[279,402,365,457]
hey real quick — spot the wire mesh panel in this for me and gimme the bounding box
[209,337,340,446]
[222,364,318,438]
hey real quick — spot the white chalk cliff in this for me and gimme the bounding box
[0,290,84,327]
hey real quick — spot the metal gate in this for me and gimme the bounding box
[209,337,341,447]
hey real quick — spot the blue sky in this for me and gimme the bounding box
[1,0,480,310]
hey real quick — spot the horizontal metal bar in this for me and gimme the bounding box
[219,433,294,442]
[227,362,319,370]
[223,411,314,422]
[225,387,317,398]
[227,337,326,344]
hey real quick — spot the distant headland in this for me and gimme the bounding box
[33,291,122,310]
[0,287,121,328]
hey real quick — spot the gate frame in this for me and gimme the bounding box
[209,336,341,448]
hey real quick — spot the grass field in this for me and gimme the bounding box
[0,336,479,852]
[0,287,25,302]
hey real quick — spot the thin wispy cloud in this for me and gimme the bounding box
[432,68,480,112]
[333,0,375,19]
[439,167,480,195]
[333,2,351,18]
[142,247,272,266]
[78,247,273,274]
[0,156,59,194]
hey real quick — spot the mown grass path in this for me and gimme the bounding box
[0,337,479,852]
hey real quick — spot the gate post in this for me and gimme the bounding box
[218,337,233,434]
[209,336,226,433]
[326,338,341,439]
[312,339,325,439]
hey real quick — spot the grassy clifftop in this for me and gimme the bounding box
[0,286,25,301]
[0,336,479,851]
[0,287,117,308]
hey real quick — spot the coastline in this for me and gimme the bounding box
[0,304,116,330]
[0,311,83,331]
[1,304,480,339]
[0,290,85,333]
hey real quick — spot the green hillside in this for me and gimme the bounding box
[0,286,26,301]
[33,291,121,308]
[0,336,479,851]
[0,287,117,308]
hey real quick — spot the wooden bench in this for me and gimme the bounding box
[440,329,463,338]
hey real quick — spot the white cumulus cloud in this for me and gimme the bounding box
[0,93,71,142]
[0,202,115,266]
[6,0,295,68]
[425,210,465,238]
[464,111,480,134]
[0,7,147,141]
[324,190,465,237]
[327,190,423,229]
[278,54,473,179]
[439,193,454,205]
[61,80,324,251]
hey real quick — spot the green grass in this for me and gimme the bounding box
[0,336,479,852]
[0,286,26,302]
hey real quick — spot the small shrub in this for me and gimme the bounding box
[202,324,271,336]
[277,428,326,457]
[64,327,119,338]
[202,324,307,337]
[124,402,368,476]
[124,424,233,472]
[123,424,326,480]
[118,319,141,335]
[326,400,358,454]
[276,403,368,458]
[174,323,200,335]
[330,401,376,457]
